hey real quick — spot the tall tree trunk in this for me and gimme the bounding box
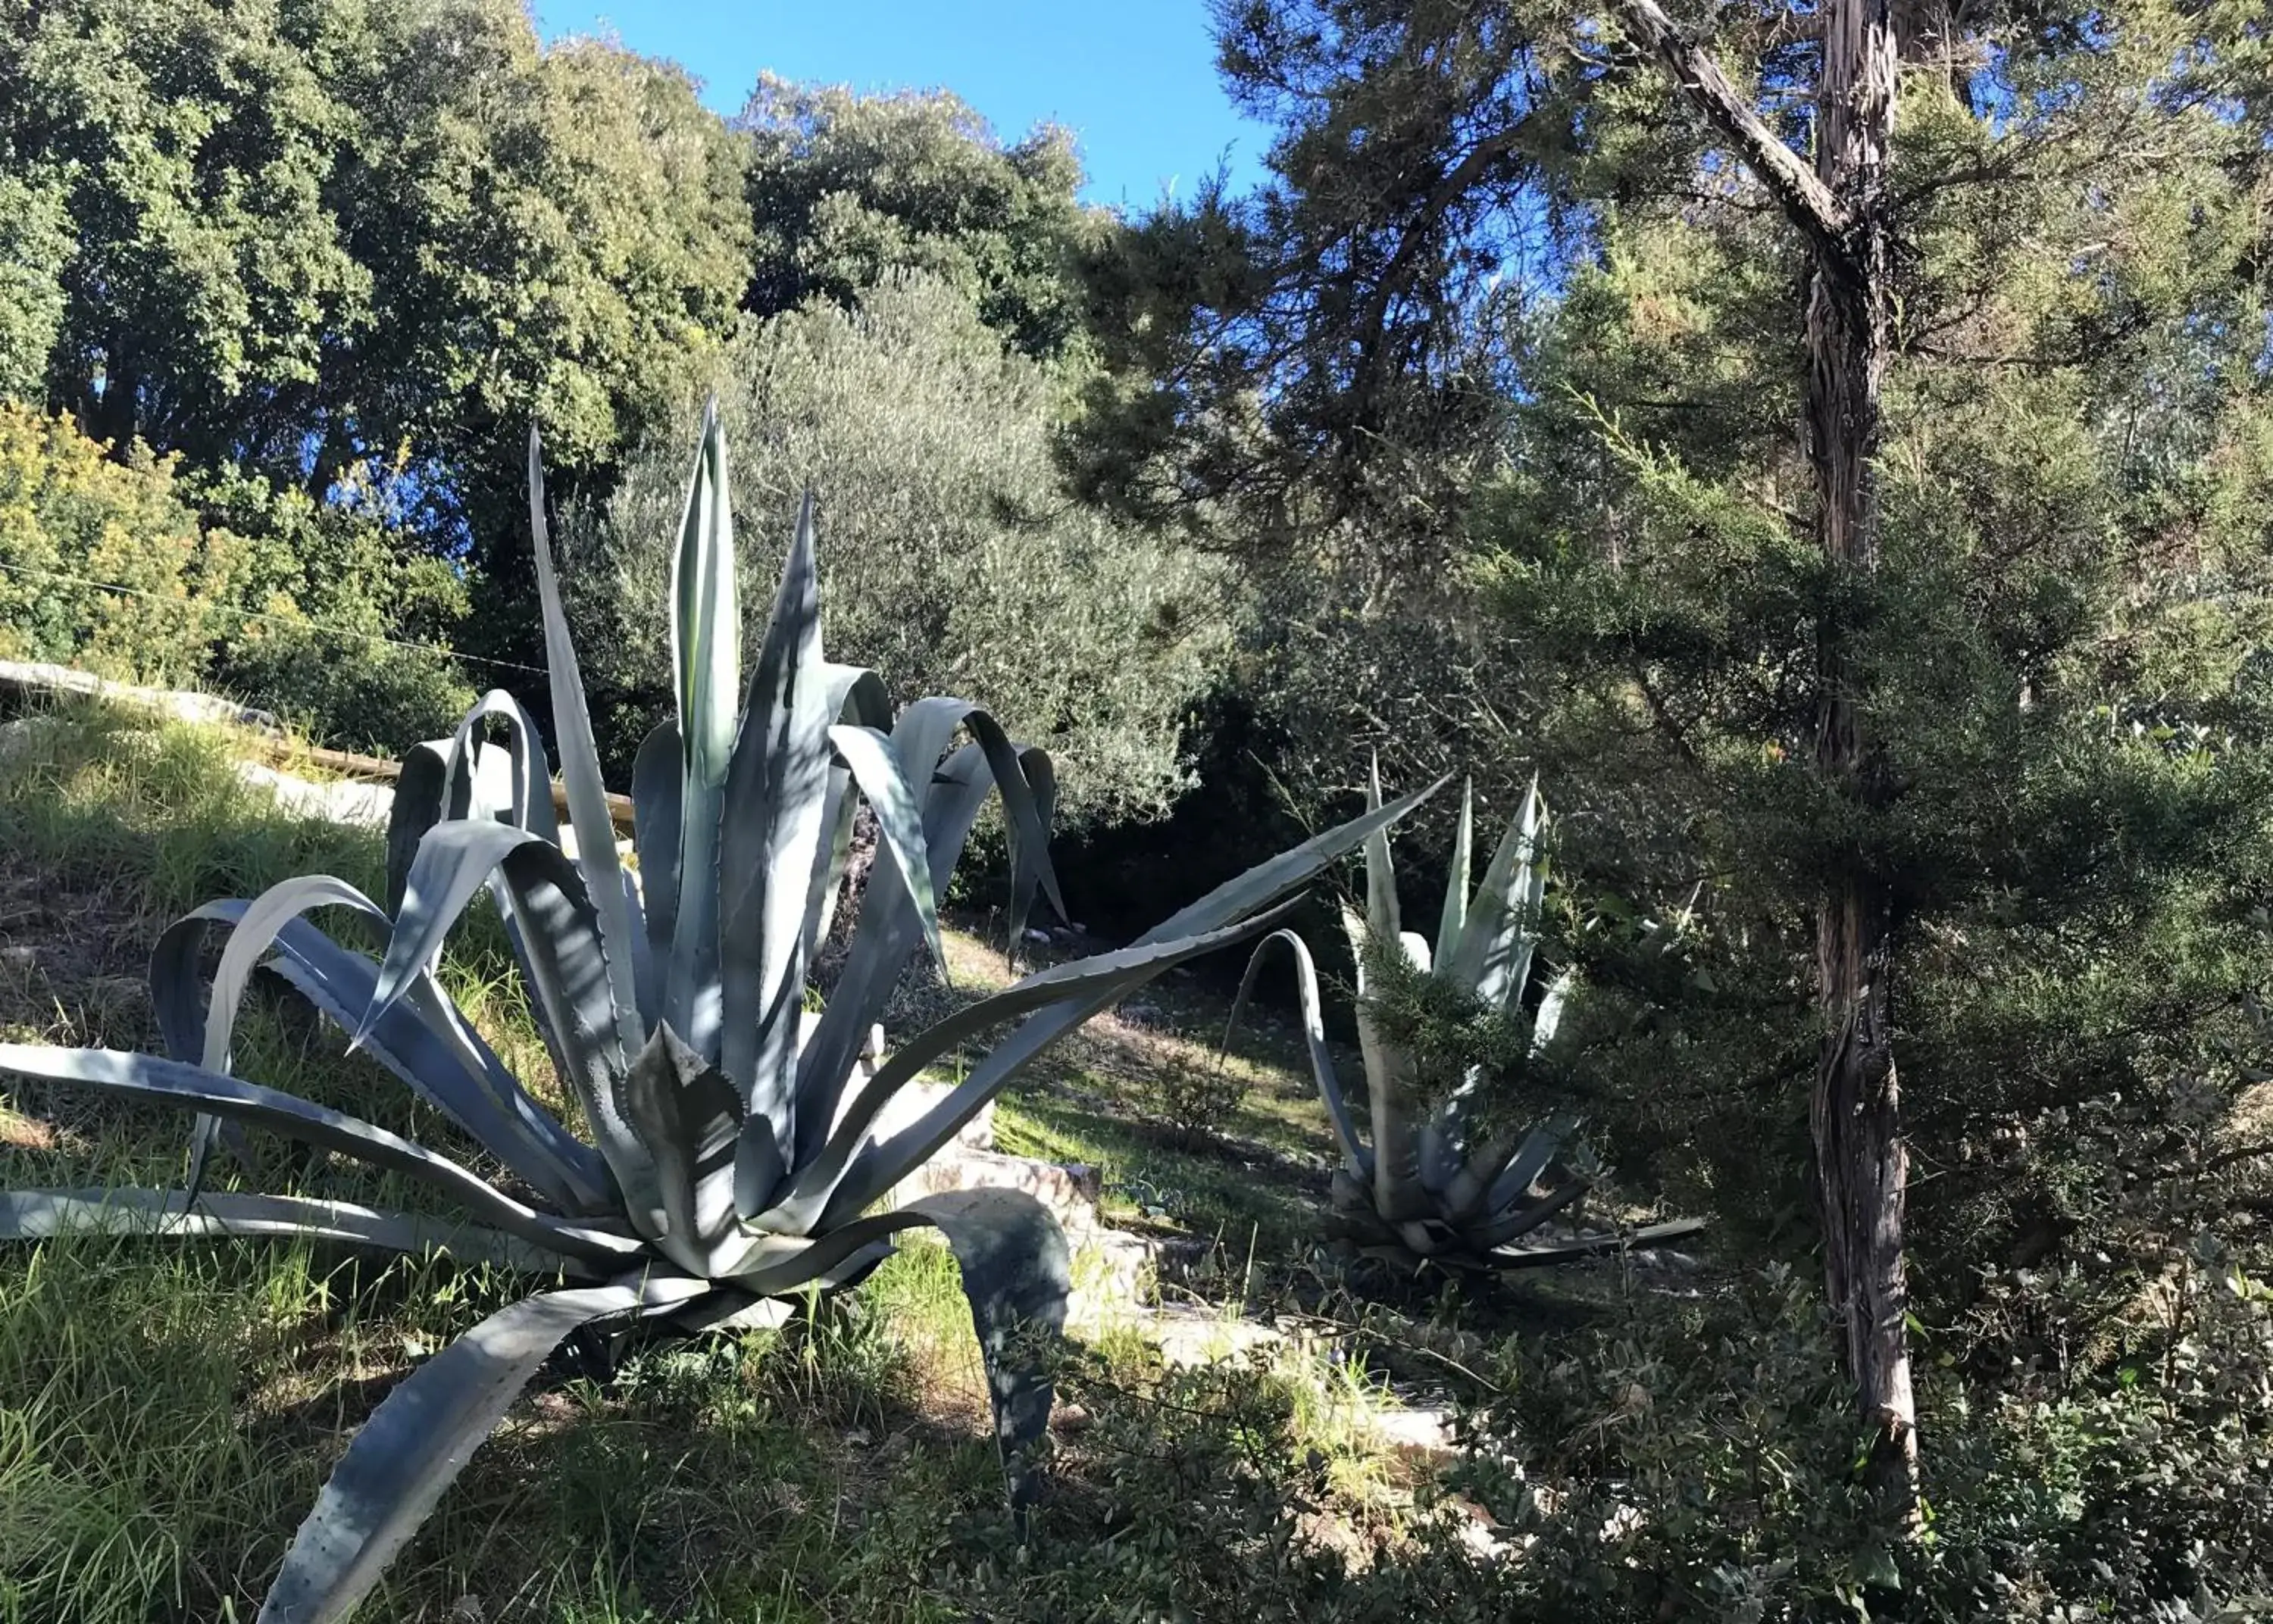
[1612,0,1917,1514]
[1806,0,1917,1512]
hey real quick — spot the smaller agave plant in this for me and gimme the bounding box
[0,407,1429,1624]
[1230,767,1702,1270]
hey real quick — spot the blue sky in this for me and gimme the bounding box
[531,0,1272,211]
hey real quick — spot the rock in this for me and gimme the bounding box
[1024,927,1052,945]
[893,1148,1098,1231]
[233,760,395,827]
[1143,1301,1288,1367]
[0,715,62,765]
[1367,1404,1456,1458]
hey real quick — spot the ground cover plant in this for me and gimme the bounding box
[0,411,1430,1622]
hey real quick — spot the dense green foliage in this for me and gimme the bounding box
[739,79,1104,362]
[567,273,1224,821]
[0,401,474,744]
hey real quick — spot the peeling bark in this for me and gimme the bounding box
[1613,0,1918,1514]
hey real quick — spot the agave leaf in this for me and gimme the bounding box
[366,821,556,1043]
[1446,775,1546,1010]
[1473,1179,1590,1250]
[1342,902,1427,1223]
[1530,965,1577,1054]
[1362,755,1401,944]
[671,397,739,792]
[715,494,828,1132]
[384,742,459,920]
[0,1188,605,1279]
[630,719,683,984]
[732,1110,786,1220]
[1223,929,1371,1181]
[150,913,258,1197]
[614,1026,742,1276]
[439,689,561,841]
[155,901,611,1214]
[1484,1116,1574,1219]
[878,699,1065,929]
[527,426,644,1057]
[769,901,1303,1231]
[1446,1120,1568,1223]
[905,1187,1068,1503]
[179,873,386,1199]
[205,876,382,1077]
[1484,1216,1708,1267]
[957,710,1065,929]
[660,409,740,1060]
[1434,779,1474,971]
[727,1189,1068,1501]
[1005,745,1058,952]
[1138,778,1443,948]
[800,668,895,959]
[367,820,652,1211]
[789,740,1000,1164]
[827,723,946,973]
[256,1269,710,1624]
[0,1044,641,1268]
[1417,1122,1461,1194]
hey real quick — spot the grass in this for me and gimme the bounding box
[0,698,1471,1621]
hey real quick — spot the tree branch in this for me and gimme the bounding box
[1609,0,1849,261]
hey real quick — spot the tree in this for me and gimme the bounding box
[1610,0,1915,1503]
[0,0,749,578]
[1082,0,2273,1522]
[565,273,1227,824]
[739,77,1105,362]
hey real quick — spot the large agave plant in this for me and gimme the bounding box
[1232,769,1701,1270]
[0,408,1430,1623]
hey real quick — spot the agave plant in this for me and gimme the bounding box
[0,408,1431,1624]
[1230,768,1702,1271]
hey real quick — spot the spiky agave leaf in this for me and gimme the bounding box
[815,782,1442,1226]
[1222,928,1372,1182]
[1226,773,1702,1270]
[527,426,645,1060]
[760,899,1310,1233]
[256,1270,712,1624]
[0,1188,607,1279]
[0,1044,639,1271]
[152,895,611,1213]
